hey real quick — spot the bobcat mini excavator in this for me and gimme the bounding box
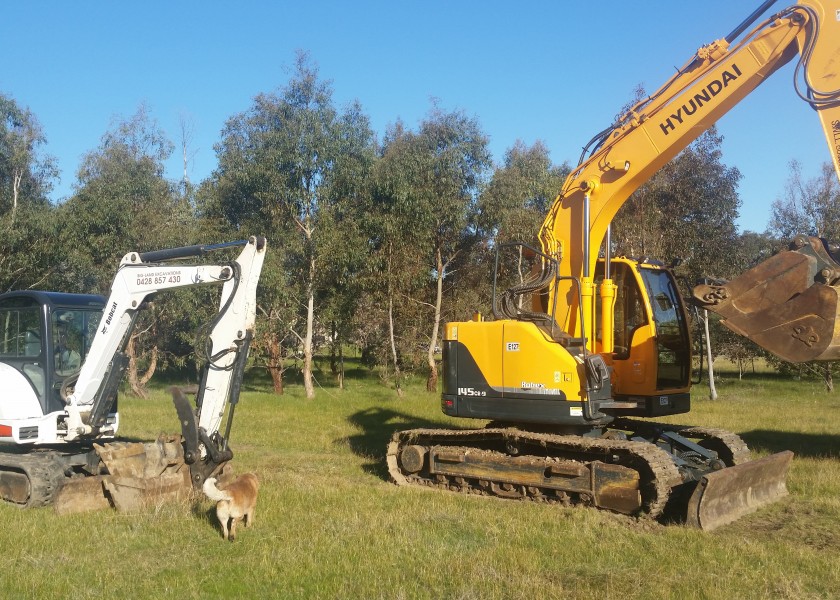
[388,0,840,530]
[0,236,266,513]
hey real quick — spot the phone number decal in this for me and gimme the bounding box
[136,271,182,286]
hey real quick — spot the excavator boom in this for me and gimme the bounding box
[538,0,840,349]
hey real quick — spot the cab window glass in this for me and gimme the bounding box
[639,268,690,389]
[0,303,41,358]
[52,310,100,376]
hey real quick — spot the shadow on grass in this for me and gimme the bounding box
[191,502,225,539]
[345,407,443,481]
[740,430,840,459]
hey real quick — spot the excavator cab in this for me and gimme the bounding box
[595,259,692,415]
[0,291,105,419]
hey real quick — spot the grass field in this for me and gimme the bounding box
[1,366,839,599]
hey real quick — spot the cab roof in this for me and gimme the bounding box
[0,290,106,309]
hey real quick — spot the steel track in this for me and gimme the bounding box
[387,422,750,519]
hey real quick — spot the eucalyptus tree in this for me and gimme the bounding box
[769,160,840,242]
[60,105,181,287]
[58,105,191,396]
[474,141,569,316]
[0,93,59,291]
[0,93,57,214]
[365,121,426,395]
[205,53,376,398]
[368,108,492,392]
[478,140,568,248]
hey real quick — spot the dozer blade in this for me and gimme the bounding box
[684,450,793,531]
[693,236,840,362]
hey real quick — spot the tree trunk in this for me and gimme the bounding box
[388,296,403,397]
[824,363,834,393]
[12,169,21,223]
[126,334,158,399]
[330,321,338,376]
[329,321,344,390]
[426,248,444,392]
[303,253,316,399]
[338,342,344,390]
[703,309,718,400]
[517,245,525,310]
[266,333,285,395]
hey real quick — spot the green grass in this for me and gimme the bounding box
[1,367,839,599]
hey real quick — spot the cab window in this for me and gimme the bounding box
[0,299,42,358]
[638,267,691,389]
[52,310,100,377]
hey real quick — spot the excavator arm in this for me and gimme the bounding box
[536,0,840,360]
[62,236,267,445]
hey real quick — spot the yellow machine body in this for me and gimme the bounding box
[442,258,692,425]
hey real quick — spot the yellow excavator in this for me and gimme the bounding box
[388,0,840,530]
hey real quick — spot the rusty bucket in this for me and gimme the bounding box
[694,236,840,362]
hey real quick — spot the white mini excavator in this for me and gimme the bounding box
[0,236,266,513]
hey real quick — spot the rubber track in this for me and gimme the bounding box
[387,428,683,518]
[0,451,69,508]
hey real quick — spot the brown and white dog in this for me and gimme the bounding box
[203,473,259,541]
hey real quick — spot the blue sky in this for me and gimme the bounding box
[1,1,832,233]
